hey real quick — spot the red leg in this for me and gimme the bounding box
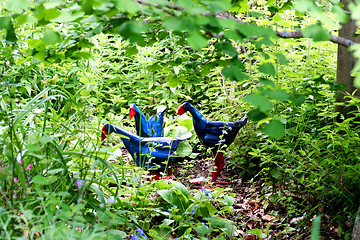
[211,152,224,182]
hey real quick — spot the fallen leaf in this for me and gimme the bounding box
[262,214,276,222]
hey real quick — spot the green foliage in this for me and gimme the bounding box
[1,0,360,238]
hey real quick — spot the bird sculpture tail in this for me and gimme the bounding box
[236,114,248,127]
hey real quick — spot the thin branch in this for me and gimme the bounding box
[276,30,356,47]
[132,0,356,48]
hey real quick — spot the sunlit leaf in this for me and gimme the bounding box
[302,24,331,42]
[222,65,249,82]
[114,0,140,13]
[262,119,285,139]
[244,94,274,112]
[187,32,208,50]
[0,17,11,30]
[6,0,30,13]
[42,29,61,44]
[258,63,275,76]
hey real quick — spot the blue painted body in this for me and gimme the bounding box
[102,123,192,170]
[178,102,248,150]
[130,104,166,137]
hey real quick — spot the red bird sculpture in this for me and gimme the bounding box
[101,123,192,180]
[177,102,248,183]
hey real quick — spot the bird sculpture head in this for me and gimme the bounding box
[129,103,136,120]
[177,102,190,116]
[101,124,109,141]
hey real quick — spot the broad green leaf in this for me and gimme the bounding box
[237,23,266,38]
[176,141,192,157]
[172,181,190,198]
[270,168,282,178]
[259,78,275,88]
[0,17,11,30]
[43,29,61,45]
[274,53,288,65]
[262,119,285,140]
[293,95,306,106]
[207,0,231,13]
[222,65,249,82]
[33,175,57,185]
[114,0,140,13]
[244,94,274,112]
[147,64,162,72]
[302,24,330,42]
[55,9,84,22]
[6,0,30,13]
[163,16,195,32]
[166,73,180,88]
[216,41,237,57]
[187,32,208,50]
[80,90,90,96]
[258,63,275,76]
[247,109,268,121]
[195,226,211,235]
[261,89,290,101]
[125,46,138,56]
[224,195,235,206]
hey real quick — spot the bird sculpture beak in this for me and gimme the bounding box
[129,107,136,120]
[101,125,108,141]
[177,103,186,116]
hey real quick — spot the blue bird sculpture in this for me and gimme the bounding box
[129,103,167,137]
[177,102,248,183]
[101,123,192,179]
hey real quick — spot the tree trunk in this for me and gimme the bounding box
[335,0,360,119]
[353,204,360,240]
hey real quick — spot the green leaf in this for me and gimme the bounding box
[6,0,30,13]
[261,89,289,101]
[224,195,235,206]
[247,109,268,121]
[0,17,11,30]
[43,29,61,45]
[125,46,138,56]
[158,189,180,207]
[311,216,321,240]
[173,181,190,198]
[237,24,266,38]
[293,95,306,106]
[262,119,285,140]
[187,32,208,50]
[302,24,330,42]
[166,73,180,88]
[222,65,249,82]
[176,141,192,157]
[270,168,282,178]
[114,0,140,13]
[32,175,57,185]
[244,94,274,112]
[216,41,238,57]
[274,53,288,65]
[258,63,275,76]
[207,0,231,13]
[90,184,106,207]
[195,226,211,235]
[80,90,90,96]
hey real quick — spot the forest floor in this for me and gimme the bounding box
[172,158,300,240]
[115,146,341,239]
